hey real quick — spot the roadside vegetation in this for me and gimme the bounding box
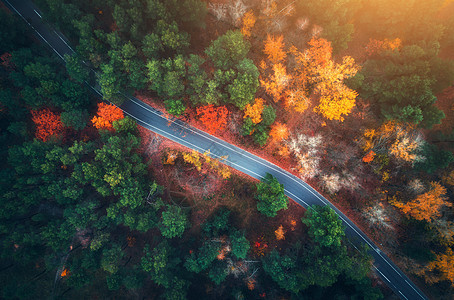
[1,0,454,299]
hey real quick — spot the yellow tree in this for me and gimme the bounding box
[241,10,256,37]
[314,84,357,121]
[183,150,202,171]
[393,182,451,222]
[284,88,309,112]
[243,98,265,124]
[290,38,359,121]
[312,56,359,122]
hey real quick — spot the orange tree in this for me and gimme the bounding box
[91,102,124,130]
[241,10,256,38]
[392,182,451,222]
[420,247,454,286]
[31,108,64,141]
[263,34,286,64]
[196,104,228,135]
[269,122,289,142]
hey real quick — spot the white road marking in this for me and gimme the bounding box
[33,9,41,18]
[125,96,416,282]
[399,290,409,300]
[54,30,75,53]
[374,266,390,283]
[127,97,379,246]
[4,0,65,61]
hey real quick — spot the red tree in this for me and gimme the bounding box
[31,108,64,141]
[91,102,124,130]
[196,104,228,134]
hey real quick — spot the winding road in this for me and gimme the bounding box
[3,0,429,299]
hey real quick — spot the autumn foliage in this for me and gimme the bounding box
[269,122,289,142]
[284,88,309,112]
[365,38,402,56]
[263,34,286,64]
[0,52,13,69]
[287,38,359,121]
[362,121,424,163]
[182,150,231,179]
[420,247,454,286]
[393,182,451,222]
[163,151,177,165]
[362,150,376,163]
[60,269,69,277]
[196,104,228,134]
[243,98,264,124]
[305,37,332,68]
[261,63,292,102]
[91,103,124,130]
[261,35,292,102]
[31,108,64,141]
[274,225,286,240]
[241,10,256,38]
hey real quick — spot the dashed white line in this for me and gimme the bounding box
[54,30,75,53]
[399,290,409,300]
[4,0,65,61]
[33,9,41,18]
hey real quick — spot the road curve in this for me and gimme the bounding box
[2,0,428,299]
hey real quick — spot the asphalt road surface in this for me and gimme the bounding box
[3,0,429,299]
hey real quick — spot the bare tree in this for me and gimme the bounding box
[296,17,310,31]
[286,134,323,179]
[228,0,248,26]
[209,3,228,22]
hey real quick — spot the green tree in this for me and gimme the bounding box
[0,9,29,52]
[164,99,186,116]
[206,30,250,70]
[61,109,89,130]
[7,122,28,138]
[98,63,123,104]
[112,116,137,134]
[262,249,301,293]
[101,244,124,274]
[61,79,90,110]
[260,105,276,126]
[255,173,288,217]
[162,278,189,300]
[159,205,189,238]
[208,260,228,285]
[141,241,181,288]
[230,230,250,259]
[252,125,269,147]
[414,143,454,174]
[359,44,452,127]
[296,0,361,51]
[64,54,89,83]
[302,205,345,248]
[184,241,220,273]
[203,208,230,237]
[241,117,255,136]
[186,54,210,105]
[127,59,147,90]
[226,58,259,109]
